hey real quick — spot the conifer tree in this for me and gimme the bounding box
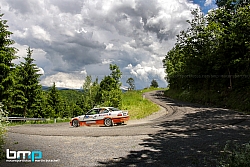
[11,47,42,117]
[47,82,62,118]
[0,13,17,107]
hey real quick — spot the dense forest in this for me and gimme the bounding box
[0,13,123,118]
[163,1,250,112]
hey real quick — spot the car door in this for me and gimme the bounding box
[83,109,100,124]
[98,108,110,118]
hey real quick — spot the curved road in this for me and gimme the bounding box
[6,91,169,137]
[2,90,250,167]
[7,90,249,136]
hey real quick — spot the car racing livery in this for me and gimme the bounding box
[70,107,129,127]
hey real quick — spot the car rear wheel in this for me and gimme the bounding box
[104,118,113,127]
[72,119,79,127]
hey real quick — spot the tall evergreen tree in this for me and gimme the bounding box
[47,82,62,118]
[0,13,17,107]
[11,47,42,117]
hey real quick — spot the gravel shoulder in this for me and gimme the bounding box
[1,90,250,167]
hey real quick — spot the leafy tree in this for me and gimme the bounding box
[83,75,92,92]
[126,77,135,90]
[216,0,249,9]
[10,47,42,117]
[81,75,93,111]
[163,4,250,111]
[61,64,123,113]
[150,79,159,88]
[216,0,237,9]
[98,76,122,107]
[206,5,250,89]
[0,13,17,107]
[76,76,100,113]
[109,64,122,87]
[100,89,122,107]
[97,64,123,108]
[76,75,95,113]
[89,77,100,107]
[99,76,117,91]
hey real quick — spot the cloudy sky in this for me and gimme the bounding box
[1,0,216,89]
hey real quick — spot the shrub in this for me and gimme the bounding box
[0,102,8,160]
[218,140,250,167]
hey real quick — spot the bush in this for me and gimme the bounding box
[218,140,250,167]
[0,102,8,160]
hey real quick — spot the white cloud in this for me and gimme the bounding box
[105,43,114,50]
[2,0,201,89]
[204,0,213,6]
[40,72,87,89]
[102,59,113,65]
[126,62,165,81]
[80,70,87,75]
[31,25,51,42]
[13,28,29,38]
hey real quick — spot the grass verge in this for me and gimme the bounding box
[164,88,250,114]
[121,88,163,119]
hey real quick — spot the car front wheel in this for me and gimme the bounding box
[72,119,79,127]
[104,118,113,127]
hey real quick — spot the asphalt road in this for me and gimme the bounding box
[1,90,250,167]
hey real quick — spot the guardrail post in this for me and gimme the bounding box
[142,94,145,100]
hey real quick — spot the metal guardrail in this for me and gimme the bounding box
[3,117,46,121]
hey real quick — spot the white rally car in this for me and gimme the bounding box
[70,107,129,127]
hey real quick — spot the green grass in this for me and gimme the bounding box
[121,88,163,119]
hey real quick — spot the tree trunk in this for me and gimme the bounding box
[228,68,232,89]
